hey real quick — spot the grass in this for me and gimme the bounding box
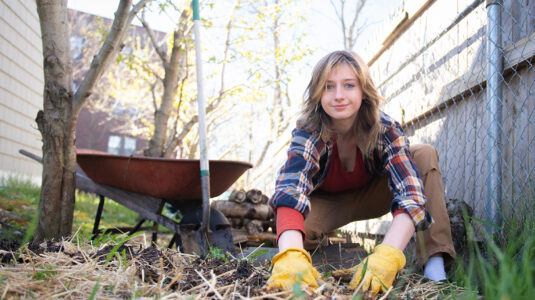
[449,200,535,300]
[73,191,139,232]
[0,176,139,241]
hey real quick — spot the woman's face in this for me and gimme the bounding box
[320,63,363,130]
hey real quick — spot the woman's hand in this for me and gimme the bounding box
[266,247,322,290]
[334,213,413,295]
[348,243,406,295]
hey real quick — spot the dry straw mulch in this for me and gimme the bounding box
[0,234,467,299]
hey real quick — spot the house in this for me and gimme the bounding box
[68,9,168,156]
[0,0,43,183]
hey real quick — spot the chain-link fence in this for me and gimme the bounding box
[372,0,534,227]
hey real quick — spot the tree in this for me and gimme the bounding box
[231,0,311,186]
[34,0,148,241]
[142,3,192,158]
[330,0,367,50]
[140,1,244,159]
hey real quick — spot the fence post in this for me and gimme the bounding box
[485,0,503,229]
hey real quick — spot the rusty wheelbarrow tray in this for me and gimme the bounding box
[76,149,252,201]
[20,149,252,255]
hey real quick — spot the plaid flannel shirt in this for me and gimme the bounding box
[269,111,433,231]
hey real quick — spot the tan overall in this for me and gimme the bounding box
[303,144,456,266]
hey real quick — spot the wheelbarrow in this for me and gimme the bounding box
[20,149,252,256]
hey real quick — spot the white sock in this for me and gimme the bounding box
[424,255,447,281]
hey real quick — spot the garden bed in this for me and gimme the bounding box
[0,234,465,299]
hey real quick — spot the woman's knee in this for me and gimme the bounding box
[410,144,440,176]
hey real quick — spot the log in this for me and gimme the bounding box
[247,232,277,243]
[211,200,273,220]
[231,228,248,244]
[246,189,263,204]
[229,189,246,203]
[227,217,245,228]
[251,203,273,220]
[212,201,255,219]
[245,219,263,235]
[260,194,269,205]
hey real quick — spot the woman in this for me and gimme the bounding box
[267,50,456,295]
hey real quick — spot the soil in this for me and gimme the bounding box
[0,238,278,298]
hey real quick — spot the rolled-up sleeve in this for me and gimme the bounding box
[269,128,325,218]
[382,122,433,231]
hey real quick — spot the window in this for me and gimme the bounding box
[107,135,138,155]
[107,135,122,155]
[124,137,137,155]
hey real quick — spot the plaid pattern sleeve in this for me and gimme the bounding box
[378,114,433,231]
[268,127,327,218]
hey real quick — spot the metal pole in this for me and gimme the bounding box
[485,0,503,229]
[192,0,211,238]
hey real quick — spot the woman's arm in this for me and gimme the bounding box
[382,212,415,250]
[278,229,304,251]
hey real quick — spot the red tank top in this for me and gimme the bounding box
[319,141,373,193]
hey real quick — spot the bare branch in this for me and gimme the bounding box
[138,12,169,66]
[347,0,366,49]
[330,0,348,49]
[73,0,149,114]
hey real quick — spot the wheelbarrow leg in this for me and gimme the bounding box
[130,218,146,235]
[91,195,106,240]
[168,234,176,248]
[151,200,166,244]
[168,233,184,252]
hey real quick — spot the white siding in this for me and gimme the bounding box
[0,0,43,183]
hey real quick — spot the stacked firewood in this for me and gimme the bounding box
[211,189,275,243]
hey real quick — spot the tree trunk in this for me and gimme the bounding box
[34,0,146,241]
[34,0,76,241]
[145,11,189,158]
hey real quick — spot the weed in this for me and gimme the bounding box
[88,275,100,300]
[32,265,58,281]
[208,246,229,264]
[104,232,143,265]
[246,248,269,263]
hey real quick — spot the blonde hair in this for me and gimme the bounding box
[300,50,384,155]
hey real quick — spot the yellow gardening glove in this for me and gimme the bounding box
[266,247,322,290]
[348,243,406,295]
